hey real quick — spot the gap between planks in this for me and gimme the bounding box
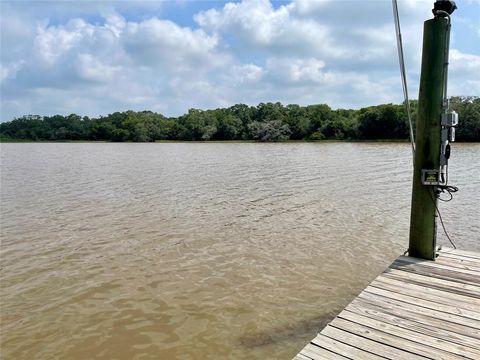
[293,249,480,360]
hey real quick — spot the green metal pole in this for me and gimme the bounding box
[408,16,449,260]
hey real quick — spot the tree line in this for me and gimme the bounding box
[1,96,479,142]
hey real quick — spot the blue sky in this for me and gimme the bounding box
[1,0,479,121]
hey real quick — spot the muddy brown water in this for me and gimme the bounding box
[1,142,479,359]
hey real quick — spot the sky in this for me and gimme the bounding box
[1,0,479,121]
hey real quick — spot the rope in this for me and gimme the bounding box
[392,0,415,163]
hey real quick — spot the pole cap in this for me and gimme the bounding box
[433,0,457,16]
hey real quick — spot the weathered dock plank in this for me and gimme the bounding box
[293,249,480,359]
[440,248,480,260]
[390,258,480,285]
[338,310,480,359]
[370,276,480,315]
[437,252,480,265]
[310,334,385,360]
[434,256,480,272]
[381,268,480,298]
[364,283,480,321]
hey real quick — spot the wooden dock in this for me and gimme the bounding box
[294,248,480,360]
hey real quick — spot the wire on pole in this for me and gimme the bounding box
[392,0,416,163]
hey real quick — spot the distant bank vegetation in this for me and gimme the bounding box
[1,96,479,142]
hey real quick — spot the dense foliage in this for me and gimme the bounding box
[1,97,479,142]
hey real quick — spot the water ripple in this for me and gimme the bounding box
[1,142,479,359]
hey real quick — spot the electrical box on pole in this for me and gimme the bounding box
[408,1,457,260]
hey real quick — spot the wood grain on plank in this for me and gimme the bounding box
[292,250,480,360]
[437,252,480,265]
[294,354,313,360]
[439,248,480,260]
[364,284,480,321]
[353,294,480,339]
[435,256,480,272]
[381,268,480,298]
[311,334,385,360]
[338,309,480,359]
[372,276,480,312]
[300,343,349,360]
[358,290,480,330]
[321,325,428,360]
[344,304,480,352]
[390,260,480,286]
[397,256,480,277]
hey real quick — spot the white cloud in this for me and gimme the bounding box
[195,0,342,59]
[123,18,224,72]
[266,57,329,84]
[1,9,233,119]
[35,19,93,65]
[104,12,126,38]
[1,0,479,121]
[0,61,25,82]
[76,53,120,82]
[450,49,480,73]
[449,49,480,96]
[231,64,264,83]
[195,0,291,46]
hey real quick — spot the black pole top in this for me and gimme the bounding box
[433,0,457,16]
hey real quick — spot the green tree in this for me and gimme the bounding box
[248,120,291,141]
[284,104,311,139]
[214,114,242,140]
[178,109,218,140]
[357,104,408,139]
[111,128,130,142]
[1,99,478,142]
[123,111,150,142]
[305,104,333,134]
[254,102,286,123]
[450,96,480,142]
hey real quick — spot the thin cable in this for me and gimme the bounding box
[392,0,415,162]
[428,188,457,250]
[437,184,458,202]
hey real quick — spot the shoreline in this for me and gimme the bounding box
[1,139,479,144]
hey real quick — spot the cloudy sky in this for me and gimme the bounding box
[1,0,479,121]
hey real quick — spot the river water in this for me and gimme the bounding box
[1,142,479,359]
